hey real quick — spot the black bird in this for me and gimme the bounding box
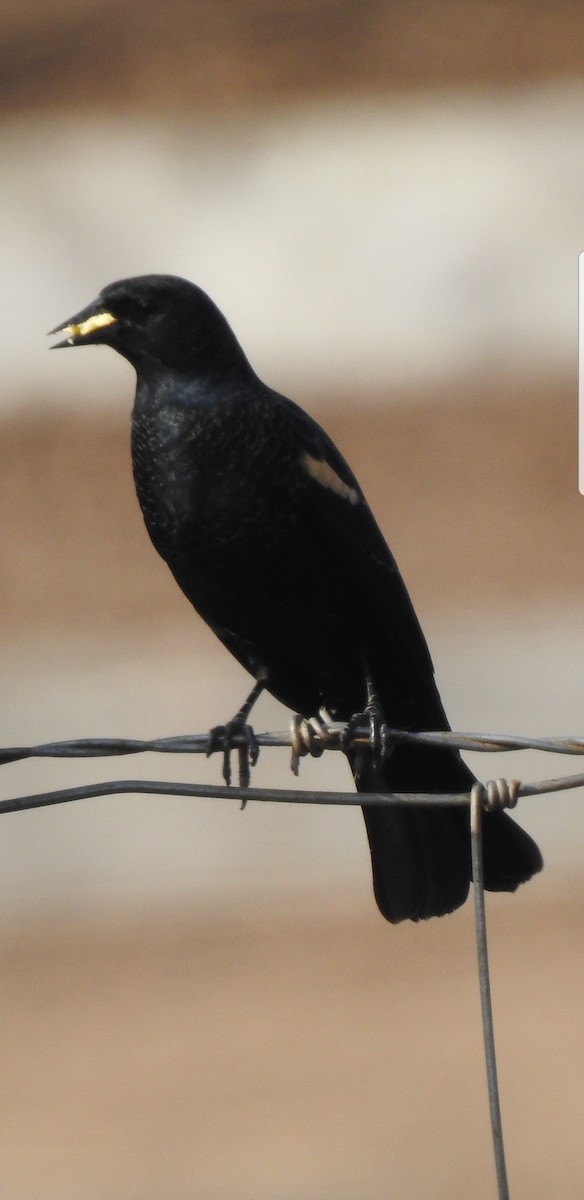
[50,274,542,922]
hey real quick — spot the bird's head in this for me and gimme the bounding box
[49,274,247,376]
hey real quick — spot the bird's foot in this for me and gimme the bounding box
[342,693,391,775]
[207,719,260,800]
[207,672,267,802]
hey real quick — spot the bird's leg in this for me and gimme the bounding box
[207,670,267,796]
[342,661,391,774]
[363,667,383,756]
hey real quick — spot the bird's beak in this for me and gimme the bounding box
[48,304,117,348]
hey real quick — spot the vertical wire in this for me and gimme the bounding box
[470,785,510,1200]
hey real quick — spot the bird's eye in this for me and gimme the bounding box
[111,294,153,322]
[133,296,153,314]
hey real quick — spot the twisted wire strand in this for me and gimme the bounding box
[1,717,584,817]
[3,721,584,766]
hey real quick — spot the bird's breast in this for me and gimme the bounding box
[131,399,295,566]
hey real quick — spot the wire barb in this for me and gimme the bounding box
[289,713,328,774]
[471,777,522,812]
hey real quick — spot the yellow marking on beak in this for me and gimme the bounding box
[302,453,359,505]
[66,311,117,338]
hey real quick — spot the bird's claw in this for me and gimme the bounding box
[207,719,260,802]
[341,700,391,773]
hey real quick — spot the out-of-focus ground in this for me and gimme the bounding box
[4,0,584,109]
[1,894,582,1200]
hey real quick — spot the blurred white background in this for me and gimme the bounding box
[2,84,582,411]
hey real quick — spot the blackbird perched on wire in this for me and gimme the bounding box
[50,274,542,922]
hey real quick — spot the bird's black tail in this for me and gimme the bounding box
[353,744,543,923]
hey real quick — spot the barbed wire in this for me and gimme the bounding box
[4,720,584,765]
[1,721,583,817]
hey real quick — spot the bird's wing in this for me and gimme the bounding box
[277,393,450,729]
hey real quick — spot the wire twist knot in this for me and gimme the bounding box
[290,714,327,775]
[471,777,521,813]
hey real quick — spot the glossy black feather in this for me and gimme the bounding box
[52,274,543,922]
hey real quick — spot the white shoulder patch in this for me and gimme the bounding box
[301,452,360,505]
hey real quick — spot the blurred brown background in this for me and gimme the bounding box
[1,3,583,1197]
